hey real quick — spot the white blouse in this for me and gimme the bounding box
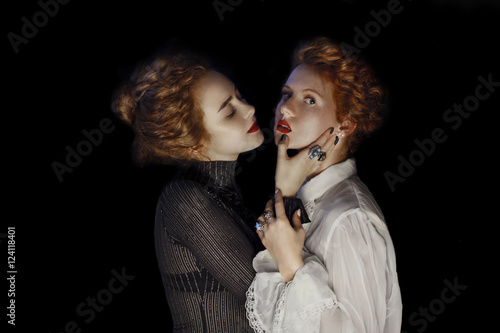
[246,159,402,333]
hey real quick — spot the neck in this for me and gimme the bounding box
[180,160,239,192]
[307,151,348,180]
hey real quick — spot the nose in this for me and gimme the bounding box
[246,103,255,119]
[278,99,295,119]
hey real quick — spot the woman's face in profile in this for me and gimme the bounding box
[274,64,339,149]
[196,70,264,160]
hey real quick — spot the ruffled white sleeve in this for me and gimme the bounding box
[246,250,354,333]
[246,209,401,333]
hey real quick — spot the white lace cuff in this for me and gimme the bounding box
[246,250,339,332]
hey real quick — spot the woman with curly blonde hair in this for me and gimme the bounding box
[246,37,402,332]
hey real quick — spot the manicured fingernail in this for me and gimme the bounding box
[296,209,301,217]
[275,188,280,194]
[334,136,339,145]
[280,134,286,142]
[330,127,334,135]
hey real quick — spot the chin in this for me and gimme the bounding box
[247,131,265,151]
[255,131,265,147]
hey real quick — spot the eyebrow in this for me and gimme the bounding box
[218,95,233,112]
[282,85,323,98]
[303,88,323,98]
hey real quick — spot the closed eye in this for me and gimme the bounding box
[226,106,237,118]
[281,90,292,101]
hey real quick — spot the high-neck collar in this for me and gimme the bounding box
[181,160,238,191]
[297,158,357,205]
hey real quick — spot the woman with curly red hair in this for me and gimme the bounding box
[112,49,268,332]
[247,37,402,332]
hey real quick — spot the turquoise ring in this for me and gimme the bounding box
[308,145,322,159]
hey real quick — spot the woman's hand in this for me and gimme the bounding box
[257,189,305,282]
[275,127,340,197]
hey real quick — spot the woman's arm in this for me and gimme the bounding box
[259,127,341,280]
[319,210,396,332]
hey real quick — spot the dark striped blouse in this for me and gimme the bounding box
[154,161,262,332]
[154,160,308,332]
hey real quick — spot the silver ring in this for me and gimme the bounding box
[318,151,327,161]
[255,220,266,232]
[308,145,322,159]
[263,210,274,222]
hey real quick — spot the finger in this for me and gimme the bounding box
[276,133,289,161]
[255,218,268,240]
[321,128,342,154]
[312,126,335,147]
[257,199,274,219]
[263,199,274,217]
[291,209,303,231]
[256,228,264,240]
[256,199,275,235]
[297,127,334,159]
[273,188,286,220]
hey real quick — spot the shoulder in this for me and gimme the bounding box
[160,179,207,202]
[157,179,215,216]
[156,179,221,235]
[317,176,387,232]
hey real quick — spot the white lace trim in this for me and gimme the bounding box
[246,278,339,333]
[246,279,267,333]
[298,297,338,320]
[272,281,292,330]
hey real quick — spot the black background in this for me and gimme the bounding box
[4,0,499,332]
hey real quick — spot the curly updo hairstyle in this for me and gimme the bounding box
[111,50,211,166]
[292,37,385,155]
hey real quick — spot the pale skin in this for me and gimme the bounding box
[257,64,357,282]
[192,67,355,283]
[191,69,314,282]
[193,70,265,160]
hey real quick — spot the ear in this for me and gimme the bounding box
[338,119,357,137]
[190,146,202,156]
[190,144,209,161]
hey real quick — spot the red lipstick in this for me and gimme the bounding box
[247,120,260,133]
[276,120,292,134]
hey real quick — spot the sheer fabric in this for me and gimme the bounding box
[154,161,309,332]
[155,161,261,332]
[246,159,402,333]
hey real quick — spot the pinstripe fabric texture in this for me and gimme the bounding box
[154,161,262,332]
